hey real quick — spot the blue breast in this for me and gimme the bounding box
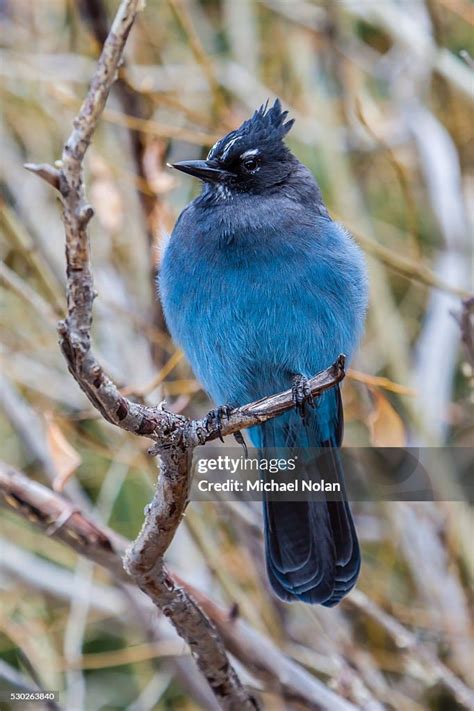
[159,204,368,406]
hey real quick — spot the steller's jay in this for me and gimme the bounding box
[159,100,368,605]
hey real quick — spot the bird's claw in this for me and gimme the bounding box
[292,374,315,418]
[204,404,233,442]
[233,430,248,458]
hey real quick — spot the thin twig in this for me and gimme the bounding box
[345,591,474,709]
[23,162,60,190]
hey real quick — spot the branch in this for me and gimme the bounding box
[0,462,360,711]
[192,356,346,443]
[0,462,255,708]
[24,162,60,190]
[3,462,473,710]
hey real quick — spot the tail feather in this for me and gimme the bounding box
[264,499,336,603]
[253,386,360,606]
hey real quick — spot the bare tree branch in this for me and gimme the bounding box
[0,462,360,711]
[3,461,473,710]
[0,460,255,708]
[4,461,473,710]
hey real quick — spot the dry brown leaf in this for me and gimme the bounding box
[367,389,407,447]
[45,413,82,491]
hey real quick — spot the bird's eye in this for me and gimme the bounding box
[242,156,260,173]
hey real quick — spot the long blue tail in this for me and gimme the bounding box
[252,386,360,606]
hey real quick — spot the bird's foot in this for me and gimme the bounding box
[204,404,233,442]
[292,374,315,419]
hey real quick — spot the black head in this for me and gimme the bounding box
[171,99,297,196]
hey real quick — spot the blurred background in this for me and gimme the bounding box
[0,0,473,709]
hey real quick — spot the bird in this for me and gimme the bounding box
[159,99,368,605]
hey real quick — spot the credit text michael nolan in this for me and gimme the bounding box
[197,479,342,493]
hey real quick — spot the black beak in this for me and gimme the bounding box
[169,160,235,183]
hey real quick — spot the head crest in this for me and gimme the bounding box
[208,98,295,162]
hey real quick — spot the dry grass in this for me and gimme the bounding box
[0,1,472,709]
